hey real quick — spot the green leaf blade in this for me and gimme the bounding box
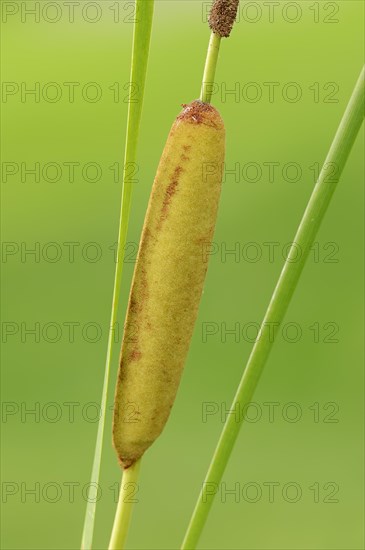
[81,2,154,548]
[181,65,365,550]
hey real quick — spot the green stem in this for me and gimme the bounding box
[200,32,221,103]
[80,2,154,549]
[108,460,142,550]
[182,65,365,550]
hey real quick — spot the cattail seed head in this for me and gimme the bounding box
[209,0,239,38]
[113,101,225,469]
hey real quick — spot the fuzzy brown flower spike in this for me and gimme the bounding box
[209,0,240,38]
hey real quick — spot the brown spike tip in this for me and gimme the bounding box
[209,0,239,38]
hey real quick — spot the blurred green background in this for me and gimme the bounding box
[1,1,364,548]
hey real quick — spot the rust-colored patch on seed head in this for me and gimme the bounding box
[177,101,223,129]
[129,349,142,362]
[158,166,183,227]
[129,295,140,314]
[117,357,128,386]
[140,266,149,305]
[209,0,239,38]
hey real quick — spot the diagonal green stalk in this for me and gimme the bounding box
[200,32,221,103]
[182,65,365,549]
[108,459,142,550]
[81,2,154,548]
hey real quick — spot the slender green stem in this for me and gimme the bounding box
[80,2,154,549]
[182,65,365,550]
[200,32,221,103]
[108,460,142,550]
